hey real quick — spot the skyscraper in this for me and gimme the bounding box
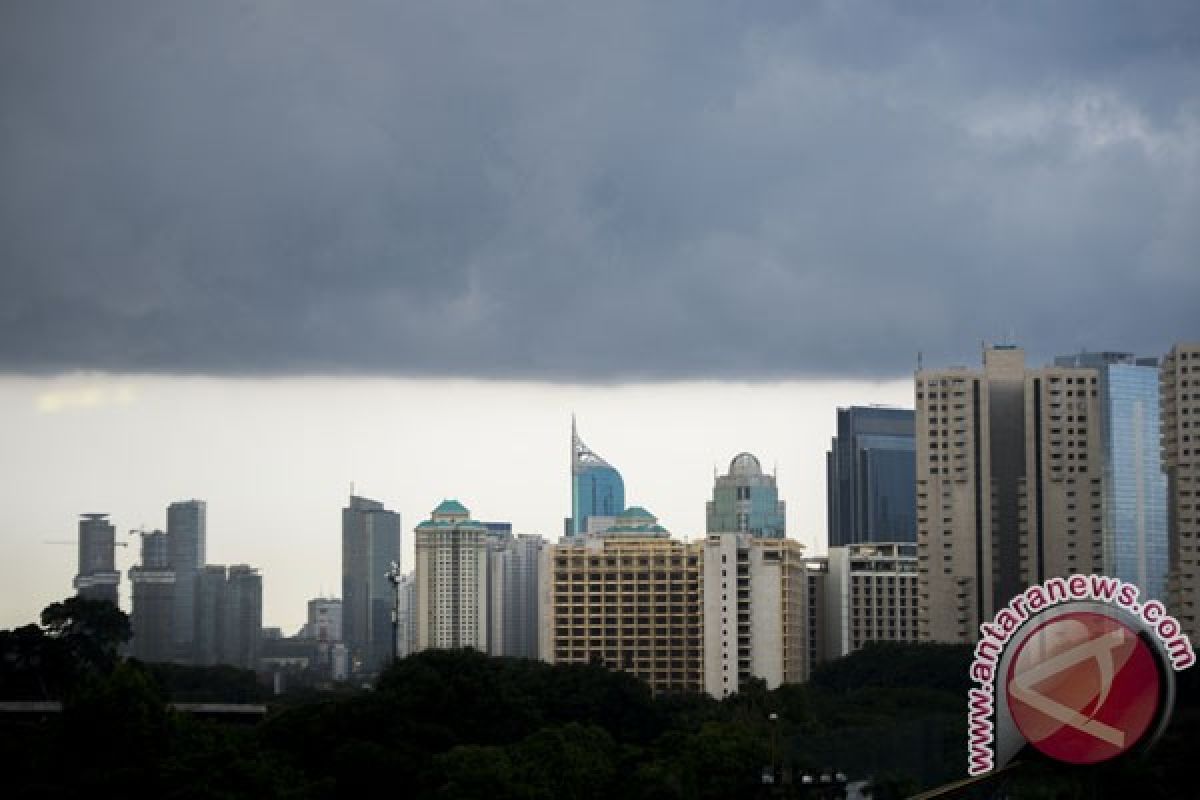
[702,533,812,697]
[194,565,228,666]
[570,419,625,536]
[341,495,402,673]
[74,513,120,605]
[129,530,176,662]
[414,500,490,651]
[167,499,206,661]
[1162,343,1200,641]
[826,407,916,547]
[487,533,546,659]
[826,542,919,658]
[706,452,786,538]
[542,517,704,693]
[1056,351,1167,601]
[916,346,1104,643]
[223,565,263,670]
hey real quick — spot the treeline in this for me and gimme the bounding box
[6,599,1200,798]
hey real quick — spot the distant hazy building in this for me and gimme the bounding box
[192,564,262,669]
[167,500,206,660]
[306,597,343,643]
[541,512,703,693]
[342,495,401,673]
[1162,343,1200,640]
[706,452,786,538]
[129,530,175,662]
[224,565,263,670]
[487,534,546,659]
[916,346,1104,643]
[74,513,120,605]
[194,565,229,666]
[394,573,417,659]
[570,419,625,537]
[1056,351,1167,602]
[827,407,916,547]
[703,533,811,697]
[414,500,490,651]
[827,543,919,658]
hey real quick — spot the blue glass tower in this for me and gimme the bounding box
[570,419,625,536]
[706,452,786,538]
[1056,352,1167,600]
[826,407,916,547]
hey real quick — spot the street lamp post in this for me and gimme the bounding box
[769,711,779,788]
[386,560,402,662]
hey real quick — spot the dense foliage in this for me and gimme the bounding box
[3,600,1199,798]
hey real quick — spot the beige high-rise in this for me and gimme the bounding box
[827,542,919,657]
[702,533,812,697]
[539,510,703,692]
[916,346,1104,643]
[1162,343,1200,640]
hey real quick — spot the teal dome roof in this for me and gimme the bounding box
[433,499,469,515]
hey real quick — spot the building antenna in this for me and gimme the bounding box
[349,481,355,500]
[917,351,923,371]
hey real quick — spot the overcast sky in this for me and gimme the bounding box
[1,3,1198,631]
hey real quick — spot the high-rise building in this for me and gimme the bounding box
[341,495,401,673]
[570,419,625,537]
[1056,351,1167,601]
[74,513,120,605]
[826,542,919,658]
[306,597,343,643]
[1162,343,1200,640]
[394,574,417,659]
[223,565,262,670]
[414,500,490,651]
[916,346,1104,643]
[194,565,228,666]
[540,510,703,693]
[167,500,206,660]
[702,533,812,697]
[129,530,176,662]
[487,533,546,659]
[826,407,916,547]
[706,452,786,538]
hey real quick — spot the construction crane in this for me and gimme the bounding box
[43,540,128,547]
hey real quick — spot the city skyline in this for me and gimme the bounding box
[0,373,913,634]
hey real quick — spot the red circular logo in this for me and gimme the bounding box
[1005,611,1161,765]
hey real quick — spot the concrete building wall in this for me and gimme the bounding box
[1163,343,1200,640]
[916,347,1104,643]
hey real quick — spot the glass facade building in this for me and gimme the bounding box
[167,499,206,660]
[570,419,625,536]
[1056,352,1167,601]
[706,452,786,538]
[342,495,402,673]
[826,407,916,547]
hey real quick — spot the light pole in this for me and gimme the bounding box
[769,711,779,788]
[386,560,402,662]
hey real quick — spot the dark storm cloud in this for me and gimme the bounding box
[1,1,1197,379]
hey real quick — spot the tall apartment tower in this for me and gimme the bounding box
[702,533,811,697]
[570,419,626,536]
[193,565,229,666]
[74,513,120,605]
[223,565,263,670]
[916,346,1104,643]
[1162,343,1200,640]
[167,500,206,661]
[541,510,704,693]
[341,495,402,673]
[827,407,916,547]
[488,533,546,659]
[129,530,176,662]
[826,542,919,658]
[414,500,490,652]
[706,452,786,538]
[1056,351,1167,601]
